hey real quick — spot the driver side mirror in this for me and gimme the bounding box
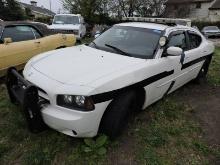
[4,38,12,44]
[166,47,183,56]
[94,31,101,38]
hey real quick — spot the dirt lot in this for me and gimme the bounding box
[0,46,219,165]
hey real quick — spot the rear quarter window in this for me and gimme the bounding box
[0,25,3,43]
[188,32,202,50]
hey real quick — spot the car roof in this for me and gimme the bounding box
[55,14,81,17]
[205,26,218,27]
[116,22,169,31]
[0,21,53,36]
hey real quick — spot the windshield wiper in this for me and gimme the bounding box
[91,41,100,49]
[105,44,131,57]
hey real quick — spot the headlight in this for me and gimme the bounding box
[57,95,95,111]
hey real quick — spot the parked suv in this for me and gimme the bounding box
[49,14,86,40]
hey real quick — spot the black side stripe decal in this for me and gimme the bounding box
[163,81,175,97]
[91,70,174,104]
[181,54,212,70]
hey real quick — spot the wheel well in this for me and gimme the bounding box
[56,46,66,49]
[136,88,146,109]
[98,87,146,133]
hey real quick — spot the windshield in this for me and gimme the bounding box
[90,26,162,59]
[53,15,79,25]
[204,26,219,31]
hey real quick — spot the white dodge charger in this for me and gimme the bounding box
[7,19,215,138]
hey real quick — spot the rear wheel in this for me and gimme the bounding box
[194,56,212,83]
[99,90,141,139]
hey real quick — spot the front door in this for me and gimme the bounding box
[144,31,189,106]
[1,25,39,75]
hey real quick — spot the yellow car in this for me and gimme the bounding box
[0,21,76,77]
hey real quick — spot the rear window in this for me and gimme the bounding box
[204,26,219,30]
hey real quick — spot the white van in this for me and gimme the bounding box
[49,14,86,40]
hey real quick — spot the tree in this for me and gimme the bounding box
[0,0,26,21]
[0,0,8,20]
[62,0,168,23]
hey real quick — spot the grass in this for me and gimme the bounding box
[0,46,219,164]
[208,47,220,86]
[133,99,219,165]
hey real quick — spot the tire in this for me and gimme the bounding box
[99,90,139,139]
[194,56,212,83]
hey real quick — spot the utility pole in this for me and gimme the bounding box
[49,0,52,11]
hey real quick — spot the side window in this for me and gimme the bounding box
[0,25,3,43]
[31,27,42,39]
[2,25,35,42]
[188,32,202,50]
[168,33,187,51]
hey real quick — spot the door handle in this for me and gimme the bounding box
[34,41,40,44]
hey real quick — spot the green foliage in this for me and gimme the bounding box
[82,135,108,156]
[23,148,53,165]
[35,17,52,24]
[135,98,218,164]
[208,47,220,86]
[0,0,26,21]
[143,147,165,165]
[62,0,167,24]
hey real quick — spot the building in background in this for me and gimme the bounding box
[19,1,55,19]
[165,0,220,22]
[209,0,220,21]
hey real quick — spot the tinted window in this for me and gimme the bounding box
[2,26,35,42]
[32,27,41,39]
[0,25,3,43]
[168,33,187,51]
[188,32,202,50]
[0,25,2,33]
[53,15,79,24]
[90,26,162,59]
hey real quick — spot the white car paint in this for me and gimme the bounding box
[49,14,86,40]
[23,22,215,138]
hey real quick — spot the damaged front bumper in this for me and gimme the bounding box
[6,68,48,133]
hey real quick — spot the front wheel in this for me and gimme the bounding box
[99,90,139,139]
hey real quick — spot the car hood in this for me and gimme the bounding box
[31,45,144,86]
[49,24,80,30]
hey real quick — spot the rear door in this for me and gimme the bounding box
[0,25,39,74]
[181,31,204,81]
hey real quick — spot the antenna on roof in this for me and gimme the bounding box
[122,17,192,27]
